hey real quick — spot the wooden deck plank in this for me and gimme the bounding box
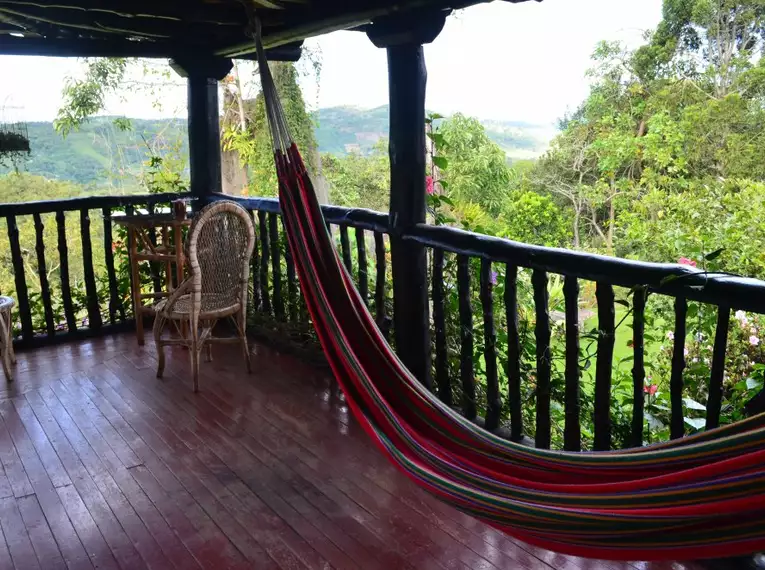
[30,387,211,569]
[61,370,279,569]
[0,334,711,570]
[34,385,234,570]
[193,359,545,570]
[0,496,42,570]
[0,400,96,570]
[96,357,418,570]
[17,393,159,570]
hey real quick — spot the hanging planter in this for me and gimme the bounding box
[0,122,30,163]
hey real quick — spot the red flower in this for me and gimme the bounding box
[426,175,435,195]
[678,257,697,267]
[644,384,658,396]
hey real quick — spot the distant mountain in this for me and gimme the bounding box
[2,107,557,187]
[0,117,188,187]
[315,105,557,161]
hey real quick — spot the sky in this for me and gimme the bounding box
[0,0,663,126]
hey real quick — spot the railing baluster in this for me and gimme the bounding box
[283,220,298,323]
[432,248,451,406]
[631,287,647,448]
[33,213,55,337]
[563,275,581,452]
[355,228,368,305]
[457,255,476,421]
[269,213,284,320]
[480,259,500,430]
[258,211,271,316]
[250,211,261,313]
[55,211,76,333]
[146,204,162,295]
[706,306,730,430]
[374,232,388,337]
[532,270,551,449]
[670,297,688,439]
[340,225,352,274]
[505,265,523,441]
[594,282,615,451]
[79,209,102,331]
[124,204,137,321]
[101,207,124,324]
[7,215,33,341]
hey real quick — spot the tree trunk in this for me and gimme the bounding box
[573,208,581,248]
[607,176,616,253]
[310,147,330,204]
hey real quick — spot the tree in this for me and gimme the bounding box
[437,114,511,215]
[222,62,327,200]
[323,139,390,212]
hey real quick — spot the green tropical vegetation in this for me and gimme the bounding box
[0,0,764,450]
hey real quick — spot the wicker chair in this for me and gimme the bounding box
[153,200,256,391]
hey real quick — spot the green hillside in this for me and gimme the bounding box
[1,107,555,187]
[315,105,556,160]
[0,117,188,187]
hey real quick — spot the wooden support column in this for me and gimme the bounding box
[368,12,447,389]
[171,56,233,205]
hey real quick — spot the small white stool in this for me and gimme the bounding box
[0,296,16,382]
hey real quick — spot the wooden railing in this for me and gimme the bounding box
[221,194,765,451]
[0,192,187,349]
[4,191,765,452]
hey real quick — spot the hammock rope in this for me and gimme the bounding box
[252,26,765,561]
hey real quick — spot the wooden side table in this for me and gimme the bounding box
[0,296,16,381]
[113,213,191,346]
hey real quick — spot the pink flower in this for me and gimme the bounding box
[667,331,674,341]
[426,176,435,195]
[678,257,697,267]
[750,335,760,346]
[644,384,658,396]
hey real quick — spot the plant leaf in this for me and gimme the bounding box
[705,248,725,261]
[660,274,681,287]
[683,397,706,411]
[746,377,763,391]
[432,156,449,170]
[645,412,665,430]
[684,417,706,430]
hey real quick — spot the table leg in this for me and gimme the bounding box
[163,225,172,291]
[174,223,188,340]
[130,226,145,345]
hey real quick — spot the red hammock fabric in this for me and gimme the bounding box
[253,27,765,561]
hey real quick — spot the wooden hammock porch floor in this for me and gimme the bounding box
[0,333,705,570]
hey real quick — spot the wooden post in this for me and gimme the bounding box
[170,56,232,206]
[367,12,446,389]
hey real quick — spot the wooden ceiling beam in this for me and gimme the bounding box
[0,5,249,39]
[0,34,303,60]
[0,0,254,25]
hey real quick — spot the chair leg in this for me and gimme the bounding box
[191,338,200,392]
[238,311,251,374]
[0,311,12,382]
[5,314,15,365]
[153,314,166,378]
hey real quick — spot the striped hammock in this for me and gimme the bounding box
[253,32,765,562]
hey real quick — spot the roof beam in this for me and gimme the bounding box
[0,34,303,60]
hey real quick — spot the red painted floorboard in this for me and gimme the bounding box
[0,334,708,570]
